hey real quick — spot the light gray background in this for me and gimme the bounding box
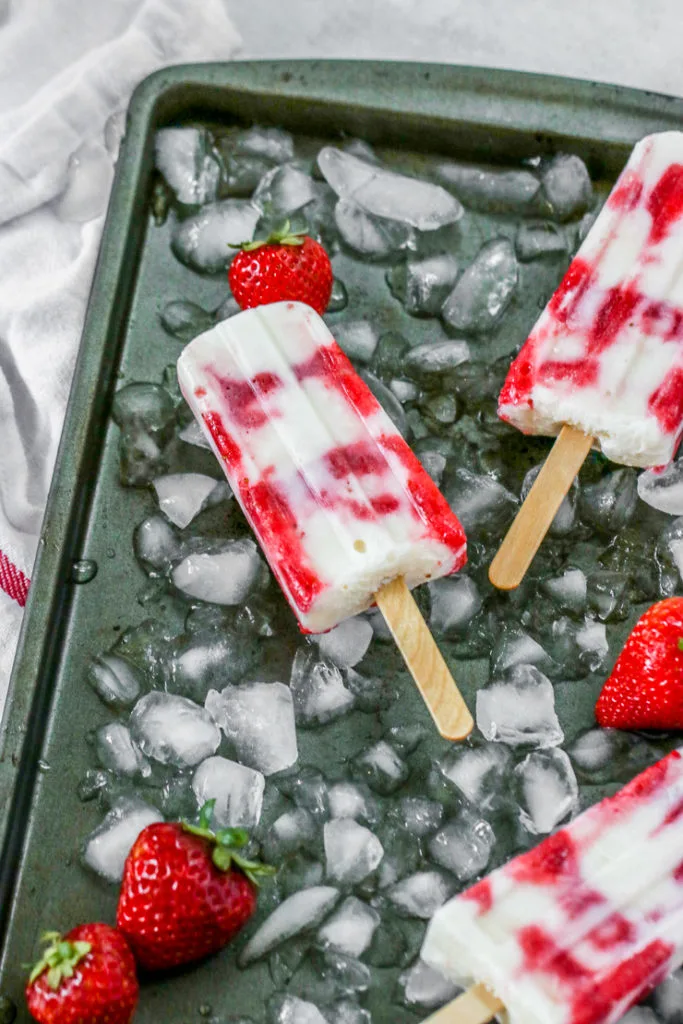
[229,0,683,98]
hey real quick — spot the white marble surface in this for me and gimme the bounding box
[229,0,683,98]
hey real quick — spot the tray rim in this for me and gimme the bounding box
[1,57,682,951]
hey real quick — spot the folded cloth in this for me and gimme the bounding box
[0,0,241,712]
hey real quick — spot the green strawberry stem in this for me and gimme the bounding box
[29,932,92,990]
[182,800,276,886]
[229,219,305,252]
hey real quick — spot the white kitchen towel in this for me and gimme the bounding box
[0,0,241,710]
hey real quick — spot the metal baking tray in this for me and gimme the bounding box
[1,60,683,1022]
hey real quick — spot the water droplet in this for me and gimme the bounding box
[106,547,116,559]
[198,1007,213,1018]
[37,759,51,773]
[71,559,98,584]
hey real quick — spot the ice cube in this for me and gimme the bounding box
[580,469,638,534]
[239,886,340,965]
[375,822,421,890]
[542,615,607,679]
[575,618,608,670]
[172,539,262,604]
[344,667,398,713]
[95,722,150,778]
[87,653,142,708]
[262,808,318,861]
[232,126,295,164]
[319,147,463,230]
[515,748,579,834]
[317,896,380,956]
[398,959,461,1011]
[659,516,683,583]
[352,741,409,795]
[327,782,380,826]
[522,463,577,536]
[428,806,495,881]
[324,819,384,885]
[167,628,260,701]
[653,970,683,1023]
[252,164,318,217]
[389,380,420,405]
[387,871,453,919]
[327,278,349,313]
[586,570,630,622]
[275,768,328,824]
[310,947,371,999]
[313,617,373,669]
[428,576,482,637]
[476,664,563,748]
[442,239,518,333]
[542,568,588,615]
[396,797,444,837]
[334,199,414,258]
[178,418,212,449]
[332,321,379,364]
[82,797,162,882]
[435,742,512,809]
[152,473,225,529]
[290,649,355,727]
[418,449,447,487]
[113,382,175,433]
[269,995,328,1024]
[434,161,541,214]
[192,756,265,829]
[446,468,518,536]
[638,461,683,515]
[134,515,181,574]
[171,200,260,274]
[159,299,214,341]
[541,154,593,222]
[130,691,221,767]
[323,1001,370,1024]
[402,340,471,381]
[514,222,569,261]
[568,728,622,777]
[112,383,176,486]
[205,682,298,776]
[490,624,552,676]
[359,369,408,436]
[154,127,221,205]
[387,255,460,316]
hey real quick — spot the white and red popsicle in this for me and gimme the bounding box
[421,748,683,1024]
[490,131,683,589]
[177,300,471,739]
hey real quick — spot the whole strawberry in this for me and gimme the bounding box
[116,800,274,970]
[26,923,138,1024]
[596,597,683,730]
[229,222,333,315]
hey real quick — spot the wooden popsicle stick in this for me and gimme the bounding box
[423,984,504,1024]
[374,576,473,741]
[488,424,594,591]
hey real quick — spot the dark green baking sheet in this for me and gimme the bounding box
[1,60,683,1021]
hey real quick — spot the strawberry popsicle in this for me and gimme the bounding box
[177,301,471,739]
[490,132,683,591]
[421,748,683,1024]
[499,131,683,468]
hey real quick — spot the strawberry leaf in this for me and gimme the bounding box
[28,933,92,988]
